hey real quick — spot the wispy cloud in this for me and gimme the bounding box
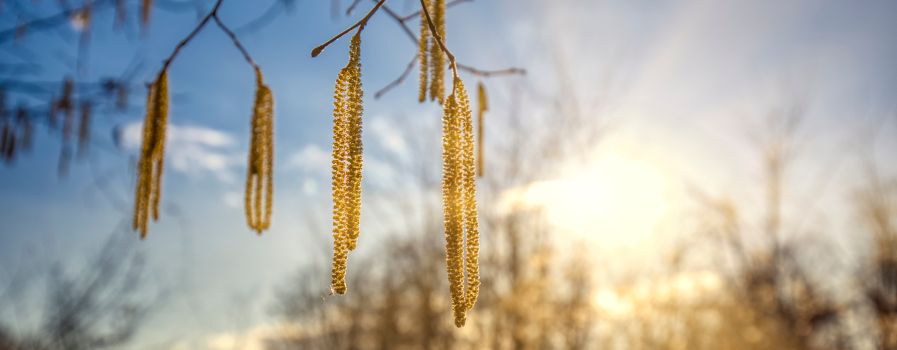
[118,122,245,183]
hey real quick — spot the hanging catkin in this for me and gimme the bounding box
[476,82,487,177]
[442,76,480,327]
[331,31,364,295]
[428,0,446,103]
[133,70,169,239]
[245,67,275,234]
[417,0,430,103]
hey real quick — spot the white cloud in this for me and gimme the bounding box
[287,144,330,173]
[369,116,407,156]
[119,122,244,183]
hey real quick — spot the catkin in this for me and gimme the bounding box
[417,0,430,103]
[428,0,446,103]
[476,82,487,177]
[331,31,364,295]
[133,70,169,239]
[442,77,480,327]
[245,67,275,234]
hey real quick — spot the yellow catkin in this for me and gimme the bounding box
[442,77,479,327]
[476,82,487,177]
[331,31,364,295]
[345,33,364,252]
[418,0,430,103]
[133,70,168,239]
[245,68,275,234]
[428,0,446,103]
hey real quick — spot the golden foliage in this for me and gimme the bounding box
[331,32,365,295]
[245,67,275,234]
[133,70,169,239]
[442,77,480,327]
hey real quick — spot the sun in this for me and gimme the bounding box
[524,152,671,248]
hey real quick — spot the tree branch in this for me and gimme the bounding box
[398,0,473,22]
[213,16,258,69]
[457,64,525,78]
[159,0,226,72]
[311,0,387,58]
[374,53,417,99]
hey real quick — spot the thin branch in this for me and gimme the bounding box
[398,0,472,22]
[233,0,286,35]
[457,64,525,78]
[159,0,226,73]
[311,0,387,57]
[374,53,417,99]
[370,0,523,99]
[345,0,365,15]
[377,3,417,44]
[213,16,258,69]
[0,0,114,44]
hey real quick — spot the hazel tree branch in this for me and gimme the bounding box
[457,64,526,78]
[311,0,387,57]
[213,16,258,69]
[374,53,417,99]
[370,0,523,98]
[398,0,473,22]
[159,0,226,73]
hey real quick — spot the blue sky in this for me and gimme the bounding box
[2,0,897,348]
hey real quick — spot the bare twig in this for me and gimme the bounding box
[345,0,365,15]
[378,3,417,44]
[457,64,525,78]
[213,16,258,69]
[374,53,418,99]
[159,0,226,72]
[0,0,114,44]
[311,0,387,57]
[398,0,473,22]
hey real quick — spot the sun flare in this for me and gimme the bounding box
[524,153,671,248]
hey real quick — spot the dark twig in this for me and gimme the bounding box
[345,0,365,15]
[213,16,258,69]
[398,0,472,22]
[374,53,418,99]
[311,0,387,57]
[457,64,525,78]
[378,3,417,44]
[0,0,114,44]
[159,0,226,73]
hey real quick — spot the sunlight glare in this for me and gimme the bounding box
[525,153,670,248]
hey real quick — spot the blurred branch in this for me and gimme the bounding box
[374,53,417,99]
[0,0,114,44]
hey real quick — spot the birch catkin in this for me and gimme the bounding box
[245,67,275,234]
[428,0,446,103]
[331,31,364,295]
[476,82,487,177]
[442,77,480,327]
[417,0,430,103]
[133,70,169,239]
